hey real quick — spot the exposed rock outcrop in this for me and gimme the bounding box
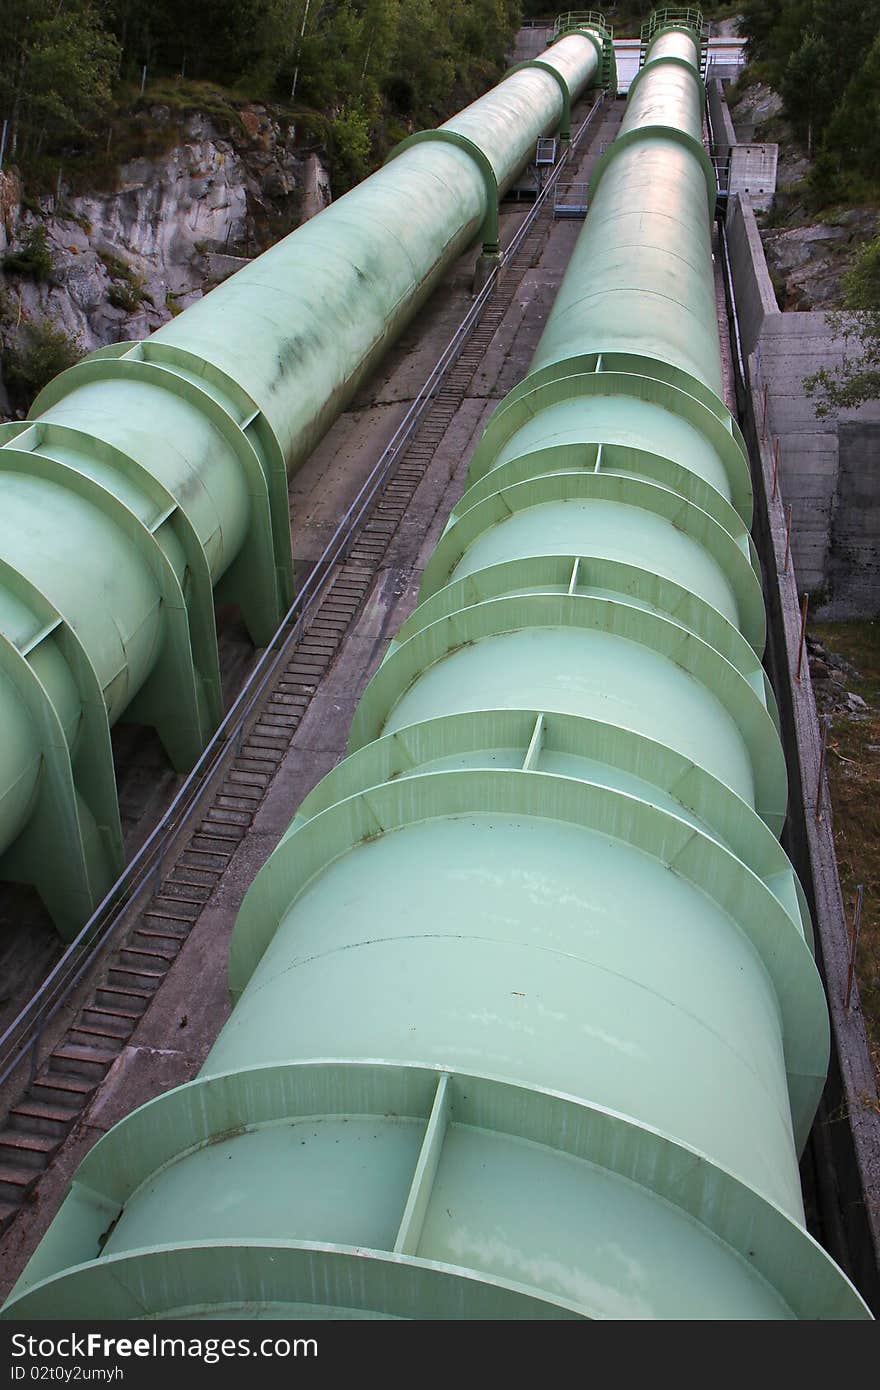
[728,79,878,311]
[762,209,878,310]
[0,104,331,415]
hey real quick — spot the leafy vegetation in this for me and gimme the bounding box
[0,1,120,165]
[107,281,146,311]
[99,248,153,312]
[740,2,880,406]
[2,225,55,282]
[1,319,84,410]
[739,0,880,202]
[0,0,523,192]
[329,105,373,193]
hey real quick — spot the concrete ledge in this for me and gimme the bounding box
[204,251,252,282]
[726,193,779,361]
[708,79,736,159]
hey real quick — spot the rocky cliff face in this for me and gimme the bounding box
[0,104,331,416]
[761,208,878,311]
[729,80,878,311]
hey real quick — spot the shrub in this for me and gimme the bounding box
[99,249,152,311]
[56,202,93,235]
[330,106,372,194]
[2,225,54,282]
[2,320,84,411]
[108,282,142,312]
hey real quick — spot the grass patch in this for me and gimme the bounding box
[129,78,245,132]
[811,618,880,1086]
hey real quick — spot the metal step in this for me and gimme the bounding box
[153,880,212,902]
[51,1043,118,1078]
[0,1197,21,1232]
[94,985,151,1012]
[136,926,190,945]
[83,1002,142,1024]
[106,963,165,986]
[0,1163,38,1204]
[66,1026,126,1052]
[75,1011,134,1040]
[118,945,179,967]
[0,1130,56,1169]
[143,900,201,922]
[9,1099,78,1138]
[31,1072,96,1104]
[180,847,231,868]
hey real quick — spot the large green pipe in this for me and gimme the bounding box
[4,12,869,1319]
[0,29,605,937]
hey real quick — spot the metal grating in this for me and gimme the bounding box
[553,181,589,216]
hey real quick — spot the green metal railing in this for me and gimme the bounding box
[552,9,613,40]
[639,6,709,76]
[640,5,703,41]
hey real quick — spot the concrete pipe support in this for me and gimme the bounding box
[6,12,868,1320]
[0,29,604,936]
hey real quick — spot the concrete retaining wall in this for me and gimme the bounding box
[513,25,553,62]
[753,312,842,595]
[831,423,880,614]
[726,191,779,359]
[727,192,880,614]
[708,78,736,157]
[729,144,777,212]
[710,81,776,212]
[738,351,880,1310]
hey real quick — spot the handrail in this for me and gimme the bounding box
[552,11,613,41]
[0,94,606,1094]
[640,6,704,42]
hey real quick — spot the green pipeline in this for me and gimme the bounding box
[0,29,605,938]
[4,13,869,1320]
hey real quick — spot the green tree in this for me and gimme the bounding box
[0,0,120,160]
[105,0,292,87]
[822,31,880,181]
[2,318,84,412]
[740,0,880,184]
[330,103,372,190]
[740,0,813,73]
[781,30,835,155]
[0,0,522,195]
[390,0,456,119]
